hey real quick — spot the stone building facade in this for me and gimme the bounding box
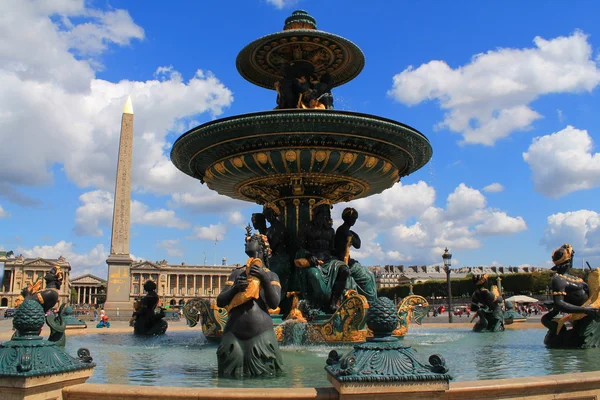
[1,254,237,308]
[70,274,107,305]
[130,260,236,306]
[0,254,71,308]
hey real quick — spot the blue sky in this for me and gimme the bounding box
[1,0,600,279]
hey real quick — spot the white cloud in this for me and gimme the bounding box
[169,190,248,214]
[446,183,486,219]
[483,183,504,193]
[541,210,600,256]
[74,190,190,236]
[388,31,600,145]
[62,9,145,56]
[523,126,600,198]
[17,240,109,278]
[0,2,234,207]
[189,223,227,241]
[265,0,297,9]
[227,211,245,226]
[74,190,113,236]
[0,204,9,218]
[475,212,527,236]
[334,181,527,265]
[157,239,184,257]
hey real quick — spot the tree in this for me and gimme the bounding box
[70,288,78,304]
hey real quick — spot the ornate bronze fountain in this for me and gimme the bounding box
[173,10,431,344]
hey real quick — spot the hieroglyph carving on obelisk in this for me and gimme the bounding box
[110,96,134,255]
[105,96,134,316]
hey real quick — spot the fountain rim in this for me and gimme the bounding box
[173,108,430,149]
[235,28,366,90]
[170,109,432,186]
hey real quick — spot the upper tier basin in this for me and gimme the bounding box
[171,109,432,204]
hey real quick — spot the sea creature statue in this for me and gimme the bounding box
[285,291,306,323]
[295,202,373,314]
[132,280,168,336]
[14,266,68,344]
[393,295,430,336]
[216,228,283,377]
[46,304,68,346]
[543,244,600,348]
[182,298,227,340]
[470,274,505,332]
[503,301,527,325]
[17,265,63,313]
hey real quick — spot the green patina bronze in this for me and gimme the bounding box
[0,300,95,377]
[543,245,600,348]
[173,10,433,350]
[62,306,88,329]
[325,297,451,383]
[503,301,527,325]
[46,304,68,346]
[470,274,505,333]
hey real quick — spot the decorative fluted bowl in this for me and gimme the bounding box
[171,109,432,205]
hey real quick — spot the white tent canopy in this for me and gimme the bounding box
[505,295,539,303]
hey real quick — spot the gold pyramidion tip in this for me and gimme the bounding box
[123,95,133,114]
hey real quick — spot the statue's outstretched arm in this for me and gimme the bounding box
[554,295,600,316]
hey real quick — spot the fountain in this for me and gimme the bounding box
[3,9,600,400]
[173,9,431,344]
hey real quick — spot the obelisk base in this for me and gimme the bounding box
[105,254,133,319]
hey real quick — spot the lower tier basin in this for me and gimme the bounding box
[64,327,600,388]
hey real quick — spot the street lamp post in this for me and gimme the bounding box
[443,247,453,323]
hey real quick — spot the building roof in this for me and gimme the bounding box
[71,274,107,285]
[369,264,546,281]
[2,255,71,270]
[130,260,239,271]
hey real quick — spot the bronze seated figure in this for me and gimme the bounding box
[132,280,168,336]
[470,274,504,332]
[543,244,600,348]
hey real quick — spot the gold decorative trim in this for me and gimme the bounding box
[191,131,416,169]
[205,146,395,184]
[280,200,287,227]
[232,157,244,168]
[308,198,316,221]
[233,173,371,204]
[293,198,300,234]
[256,153,268,164]
[270,281,281,287]
[294,258,310,268]
[552,291,567,296]
[225,281,234,286]
[556,274,583,283]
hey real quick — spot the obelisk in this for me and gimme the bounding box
[104,96,134,318]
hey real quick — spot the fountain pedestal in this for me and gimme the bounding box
[0,300,96,400]
[326,297,451,398]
